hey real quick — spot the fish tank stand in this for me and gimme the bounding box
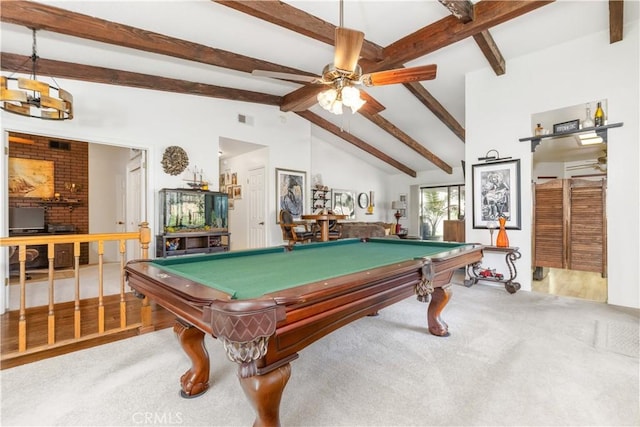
[156,188,230,257]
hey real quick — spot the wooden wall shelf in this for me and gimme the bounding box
[519,122,623,152]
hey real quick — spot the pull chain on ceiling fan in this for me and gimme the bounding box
[251,0,437,115]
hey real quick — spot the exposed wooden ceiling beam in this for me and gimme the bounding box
[609,0,624,43]
[0,1,414,174]
[438,1,506,76]
[378,0,554,71]
[215,0,460,167]
[403,82,465,142]
[472,31,506,76]
[1,52,416,177]
[214,0,384,61]
[296,111,417,178]
[0,52,282,105]
[359,111,452,174]
[438,0,475,22]
[0,0,309,77]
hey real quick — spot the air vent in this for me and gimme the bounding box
[237,114,254,125]
[49,140,71,150]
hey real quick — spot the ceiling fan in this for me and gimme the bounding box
[566,150,607,172]
[251,1,437,114]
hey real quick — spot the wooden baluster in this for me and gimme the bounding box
[47,242,55,345]
[119,239,127,329]
[140,296,153,333]
[139,221,150,259]
[138,221,154,333]
[98,240,105,333]
[18,245,27,352]
[74,241,81,339]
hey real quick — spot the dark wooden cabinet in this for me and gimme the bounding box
[443,220,465,242]
[53,243,74,269]
[156,232,230,257]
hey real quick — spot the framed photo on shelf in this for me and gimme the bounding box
[276,168,306,222]
[332,189,356,219]
[471,159,521,229]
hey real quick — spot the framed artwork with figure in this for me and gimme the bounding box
[276,168,306,222]
[332,189,356,219]
[472,159,521,229]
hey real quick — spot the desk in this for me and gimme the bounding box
[125,238,482,426]
[301,213,346,241]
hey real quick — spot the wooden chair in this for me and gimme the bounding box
[279,209,316,246]
[315,210,343,241]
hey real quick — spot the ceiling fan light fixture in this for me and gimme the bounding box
[317,85,365,115]
[341,85,365,113]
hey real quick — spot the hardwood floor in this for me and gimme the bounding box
[0,293,175,369]
[531,268,607,302]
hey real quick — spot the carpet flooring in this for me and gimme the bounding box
[1,282,638,426]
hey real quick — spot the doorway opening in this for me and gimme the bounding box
[531,102,608,303]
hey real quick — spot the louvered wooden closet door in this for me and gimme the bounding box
[568,179,606,275]
[533,179,566,269]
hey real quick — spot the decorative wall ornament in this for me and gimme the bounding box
[161,146,189,175]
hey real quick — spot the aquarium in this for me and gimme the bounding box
[158,188,228,234]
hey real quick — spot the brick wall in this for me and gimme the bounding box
[8,132,89,265]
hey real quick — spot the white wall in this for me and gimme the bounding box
[88,143,131,262]
[465,23,639,308]
[0,81,312,312]
[221,146,269,250]
[310,136,392,223]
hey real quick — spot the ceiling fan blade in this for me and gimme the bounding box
[361,64,437,87]
[252,70,321,84]
[334,27,364,72]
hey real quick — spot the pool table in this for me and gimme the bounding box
[125,238,482,426]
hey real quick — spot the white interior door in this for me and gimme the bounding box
[248,167,266,248]
[126,150,147,260]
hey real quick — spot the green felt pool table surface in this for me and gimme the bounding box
[151,238,468,299]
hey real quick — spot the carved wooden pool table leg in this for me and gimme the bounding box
[427,285,451,337]
[240,363,291,427]
[174,320,210,398]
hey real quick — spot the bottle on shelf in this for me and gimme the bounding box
[582,104,594,129]
[534,123,544,136]
[594,102,605,127]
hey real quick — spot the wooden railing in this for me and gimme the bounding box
[0,223,151,360]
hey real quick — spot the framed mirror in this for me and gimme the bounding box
[357,192,369,209]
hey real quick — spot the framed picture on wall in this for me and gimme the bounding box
[276,168,306,222]
[471,159,521,229]
[399,193,407,218]
[8,157,55,198]
[332,189,356,219]
[232,185,242,199]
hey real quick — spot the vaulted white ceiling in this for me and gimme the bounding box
[1,1,633,175]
